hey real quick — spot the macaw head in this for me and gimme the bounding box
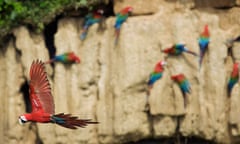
[121,6,133,14]
[160,61,167,66]
[154,61,167,72]
[171,73,184,81]
[68,52,81,63]
[18,115,27,125]
[234,62,240,70]
[157,61,167,68]
[97,9,104,15]
[201,24,210,38]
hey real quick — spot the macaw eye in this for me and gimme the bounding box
[19,116,27,125]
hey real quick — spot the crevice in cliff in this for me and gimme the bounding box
[102,0,114,17]
[20,80,31,113]
[29,123,43,144]
[43,15,62,60]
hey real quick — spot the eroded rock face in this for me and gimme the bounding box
[2,1,240,144]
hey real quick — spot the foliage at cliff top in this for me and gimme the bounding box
[0,0,107,40]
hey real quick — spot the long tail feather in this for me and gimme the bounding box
[185,50,198,57]
[80,28,88,40]
[52,113,98,129]
[199,51,204,68]
[80,25,89,40]
[115,28,120,45]
[183,94,188,108]
[44,59,54,64]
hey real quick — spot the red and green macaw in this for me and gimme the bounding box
[171,73,191,108]
[114,6,133,44]
[227,63,239,97]
[45,52,80,64]
[147,61,167,92]
[80,9,104,40]
[198,25,210,68]
[19,60,98,129]
[162,44,198,57]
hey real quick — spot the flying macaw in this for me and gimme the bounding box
[114,6,133,44]
[162,44,198,57]
[18,60,98,129]
[80,9,104,40]
[198,25,210,68]
[227,63,239,97]
[147,61,167,93]
[45,52,80,64]
[171,73,191,108]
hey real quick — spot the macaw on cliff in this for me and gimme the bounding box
[80,9,104,40]
[45,52,80,64]
[227,63,239,97]
[18,60,98,129]
[114,6,133,44]
[171,73,191,108]
[147,61,167,94]
[198,24,210,68]
[162,43,198,57]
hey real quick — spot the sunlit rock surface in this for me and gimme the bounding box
[1,0,240,144]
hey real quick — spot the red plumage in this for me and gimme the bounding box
[120,6,133,14]
[29,60,54,114]
[201,25,210,38]
[19,60,98,129]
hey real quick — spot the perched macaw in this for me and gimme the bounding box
[147,61,167,92]
[19,60,98,129]
[227,63,239,97]
[198,25,210,68]
[114,6,133,44]
[171,73,191,108]
[80,9,104,40]
[45,52,80,64]
[162,44,198,57]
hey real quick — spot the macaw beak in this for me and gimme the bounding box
[161,61,167,66]
[75,58,81,63]
[98,9,104,15]
[18,116,27,125]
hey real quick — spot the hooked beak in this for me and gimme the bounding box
[18,116,27,125]
[161,61,167,66]
[98,9,104,15]
[75,58,81,63]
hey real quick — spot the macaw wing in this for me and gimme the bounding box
[29,60,55,114]
[115,14,128,27]
[199,39,209,51]
[181,80,191,94]
[148,72,162,86]
[85,13,93,21]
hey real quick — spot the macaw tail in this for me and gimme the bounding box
[115,28,120,45]
[183,94,188,108]
[185,50,199,57]
[52,113,98,129]
[227,88,231,97]
[44,59,54,64]
[80,28,88,40]
[199,50,205,68]
[227,83,234,97]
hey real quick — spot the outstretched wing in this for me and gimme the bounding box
[29,60,55,114]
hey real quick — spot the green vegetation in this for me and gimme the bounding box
[0,0,107,43]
